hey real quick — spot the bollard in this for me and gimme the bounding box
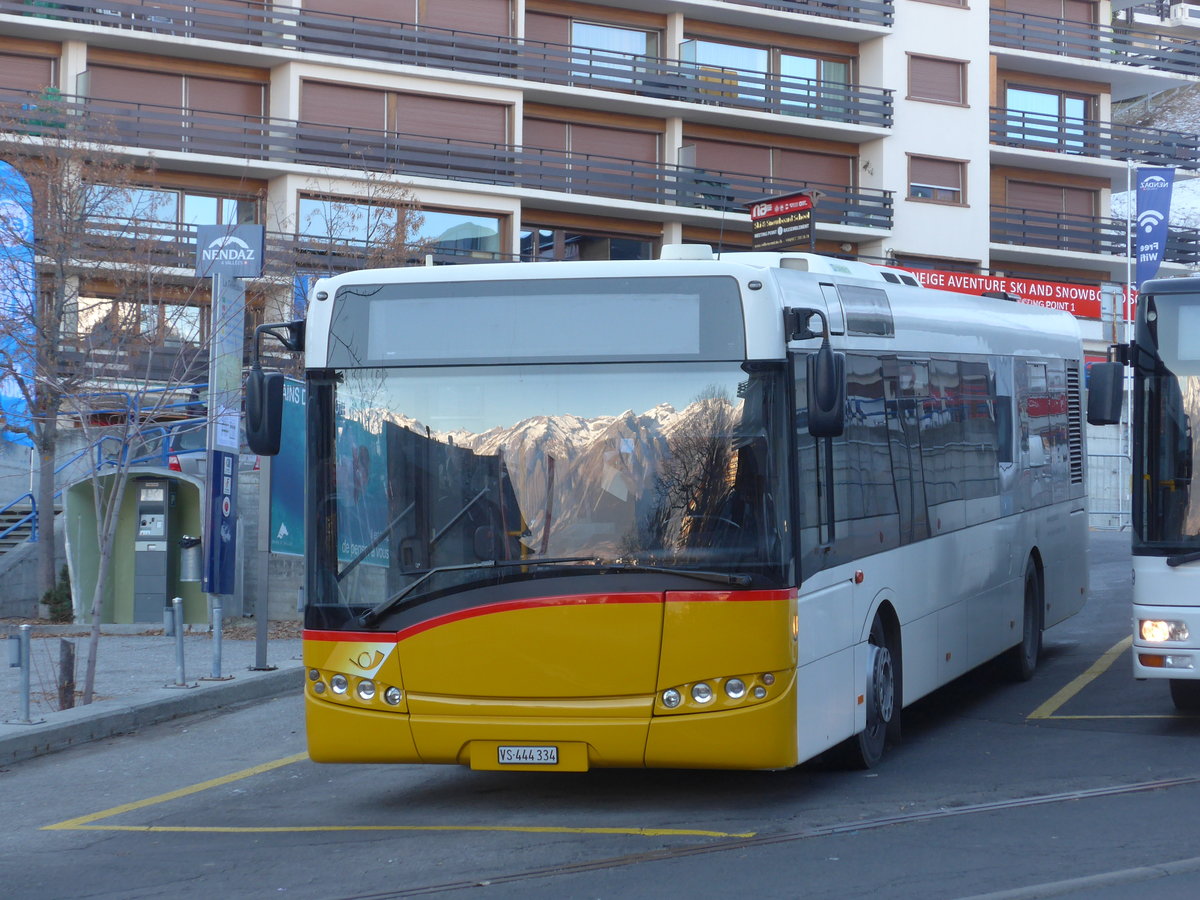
[211,599,222,679]
[17,624,31,724]
[172,597,187,687]
[202,598,232,681]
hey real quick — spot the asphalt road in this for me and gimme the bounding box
[3,530,1199,900]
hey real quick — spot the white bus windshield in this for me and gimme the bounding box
[308,361,791,621]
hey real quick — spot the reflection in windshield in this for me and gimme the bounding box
[314,363,789,609]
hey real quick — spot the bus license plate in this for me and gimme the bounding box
[497,745,558,765]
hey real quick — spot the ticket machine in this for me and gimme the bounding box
[132,478,177,622]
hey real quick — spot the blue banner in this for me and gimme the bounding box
[203,448,239,594]
[1135,167,1174,288]
[0,161,35,446]
[269,378,305,556]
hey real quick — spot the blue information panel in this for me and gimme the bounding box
[269,379,305,556]
[203,448,239,594]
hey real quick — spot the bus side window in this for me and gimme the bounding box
[794,352,898,574]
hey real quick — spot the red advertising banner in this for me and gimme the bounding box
[903,269,1110,320]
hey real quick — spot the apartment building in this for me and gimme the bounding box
[1,1,1197,335]
[1,0,1198,613]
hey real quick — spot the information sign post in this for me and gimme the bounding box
[194,225,264,606]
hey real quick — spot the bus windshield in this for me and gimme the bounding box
[308,360,791,618]
[1137,371,1200,550]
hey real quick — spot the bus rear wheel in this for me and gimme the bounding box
[843,614,897,769]
[1004,559,1042,682]
[1169,679,1200,713]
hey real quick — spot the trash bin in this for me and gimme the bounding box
[179,535,202,583]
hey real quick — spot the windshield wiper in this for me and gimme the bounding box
[358,556,598,627]
[1167,550,1200,568]
[599,563,752,587]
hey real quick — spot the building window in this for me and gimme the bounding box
[300,197,501,260]
[680,39,768,99]
[89,185,259,239]
[416,210,502,259]
[520,227,654,261]
[908,55,966,105]
[779,52,852,115]
[908,156,965,204]
[76,296,205,346]
[1005,86,1092,149]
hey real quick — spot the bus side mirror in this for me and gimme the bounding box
[807,345,846,438]
[1087,361,1124,426]
[245,368,284,456]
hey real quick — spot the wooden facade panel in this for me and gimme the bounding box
[524,117,567,151]
[393,94,507,143]
[300,81,387,131]
[1006,180,1096,215]
[571,124,657,162]
[188,77,264,117]
[303,0,416,24]
[774,149,852,186]
[690,139,770,177]
[90,65,182,106]
[420,0,511,35]
[0,52,56,93]
[525,12,569,44]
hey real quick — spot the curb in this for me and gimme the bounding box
[0,663,304,766]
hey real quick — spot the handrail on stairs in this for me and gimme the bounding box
[0,385,209,545]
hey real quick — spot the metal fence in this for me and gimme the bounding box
[1088,451,1131,530]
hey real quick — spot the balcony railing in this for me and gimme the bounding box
[991,8,1200,79]
[991,206,1200,264]
[0,0,892,129]
[991,108,1200,170]
[721,0,893,27]
[0,90,894,230]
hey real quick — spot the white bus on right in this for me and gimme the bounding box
[1090,275,1200,712]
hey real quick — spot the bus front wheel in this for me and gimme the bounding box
[843,614,897,769]
[1169,679,1200,713]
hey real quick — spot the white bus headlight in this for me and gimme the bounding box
[691,682,714,704]
[356,680,376,701]
[330,674,349,695]
[724,678,746,699]
[662,689,682,709]
[1140,620,1189,643]
[384,687,403,706]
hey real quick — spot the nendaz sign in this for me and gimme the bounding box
[195,224,265,278]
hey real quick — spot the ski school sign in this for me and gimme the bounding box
[903,269,1108,319]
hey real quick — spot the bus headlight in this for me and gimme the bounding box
[724,678,746,699]
[356,680,376,701]
[330,674,349,695]
[1140,620,1190,642]
[662,689,682,709]
[692,682,714,704]
[384,687,404,706]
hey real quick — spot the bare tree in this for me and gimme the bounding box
[0,90,212,703]
[281,169,430,277]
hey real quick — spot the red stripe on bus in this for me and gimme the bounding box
[393,593,662,642]
[302,587,795,645]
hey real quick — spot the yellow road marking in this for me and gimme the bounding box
[43,752,310,830]
[43,750,754,838]
[49,824,754,837]
[1028,636,1132,720]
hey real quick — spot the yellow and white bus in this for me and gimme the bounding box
[248,246,1089,770]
